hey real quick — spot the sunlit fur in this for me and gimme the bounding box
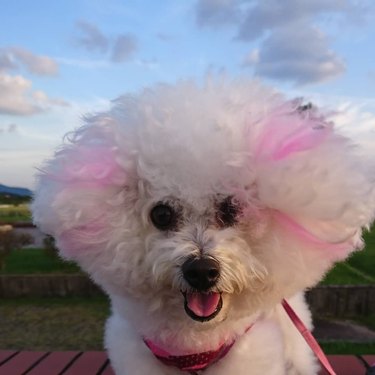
[32,79,375,374]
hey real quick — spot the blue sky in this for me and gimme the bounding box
[1,0,375,188]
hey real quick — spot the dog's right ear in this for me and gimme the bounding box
[31,116,132,259]
[251,99,375,262]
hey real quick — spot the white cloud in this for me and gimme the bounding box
[247,24,345,85]
[0,149,52,189]
[242,49,259,66]
[111,34,137,63]
[194,0,353,36]
[195,0,240,28]
[194,0,364,85]
[0,123,17,134]
[284,90,375,149]
[0,74,40,115]
[8,123,17,133]
[75,20,110,53]
[135,58,159,70]
[333,102,375,160]
[0,47,58,76]
[156,32,175,42]
[32,90,69,108]
[333,101,375,135]
[74,20,138,64]
[0,73,68,116]
[0,51,16,72]
[56,57,110,69]
[237,0,349,41]
[0,97,111,188]
[9,47,58,76]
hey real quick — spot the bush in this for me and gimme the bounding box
[0,225,33,270]
[43,235,59,258]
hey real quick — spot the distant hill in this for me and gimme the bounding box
[0,184,32,204]
[0,184,32,197]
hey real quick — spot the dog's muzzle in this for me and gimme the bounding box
[181,257,222,322]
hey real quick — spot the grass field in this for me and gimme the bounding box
[0,298,109,350]
[0,297,373,353]
[2,238,374,285]
[0,204,31,223]
[0,248,80,274]
[320,228,375,285]
[320,342,375,355]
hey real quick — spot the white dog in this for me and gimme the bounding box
[32,79,375,374]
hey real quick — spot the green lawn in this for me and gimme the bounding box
[0,297,109,350]
[1,224,374,284]
[0,297,373,353]
[0,204,31,223]
[320,342,375,355]
[0,248,80,274]
[320,227,375,285]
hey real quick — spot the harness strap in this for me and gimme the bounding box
[282,299,336,375]
[144,338,234,372]
[144,325,252,372]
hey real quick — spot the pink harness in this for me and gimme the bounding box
[282,299,336,375]
[144,303,337,374]
[144,338,234,372]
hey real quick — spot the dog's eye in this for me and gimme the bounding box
[216,197,238,227]
[150,203,176,231]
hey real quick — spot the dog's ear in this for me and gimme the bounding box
[253,100,375,261]
[32,117,130,259]
[253,101,331,162]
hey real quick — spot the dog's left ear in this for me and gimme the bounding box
[252,100,375,261]
[32,117,130,259]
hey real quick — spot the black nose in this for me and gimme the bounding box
[182,257,220,291]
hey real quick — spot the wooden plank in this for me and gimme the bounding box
[0,351,47,375]
[0,351,17,365]
[27,351,81,375]
[101,362,115,375]
[0,351,371,375]
[62,351,107,374]
[318,355,364,375]
[363,355,375,369]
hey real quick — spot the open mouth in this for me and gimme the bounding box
[182,291,222,322]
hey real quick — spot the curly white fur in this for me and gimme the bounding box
[32,79,375,374]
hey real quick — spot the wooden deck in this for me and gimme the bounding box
[0,351,373,374]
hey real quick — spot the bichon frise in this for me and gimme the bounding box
[32,80,375,375]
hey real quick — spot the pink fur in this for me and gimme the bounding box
[273,211,356,259]
[61,146,121,184]
[46,145,126,188]
[58,220,108,258]
[254,107,331,161]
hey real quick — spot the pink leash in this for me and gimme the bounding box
[282,299,336,375]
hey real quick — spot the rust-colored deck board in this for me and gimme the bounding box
[0,351,17,365]
[0,351,47,375]
[61,351,107,374]
[100,362,115,375]
[26,351,81,375]
[0,351,372,374]
[319,354,365,375]
[363,354,375,367]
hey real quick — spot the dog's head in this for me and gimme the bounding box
[32,80,375,326]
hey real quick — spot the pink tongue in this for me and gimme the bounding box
[186,292,221,317]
